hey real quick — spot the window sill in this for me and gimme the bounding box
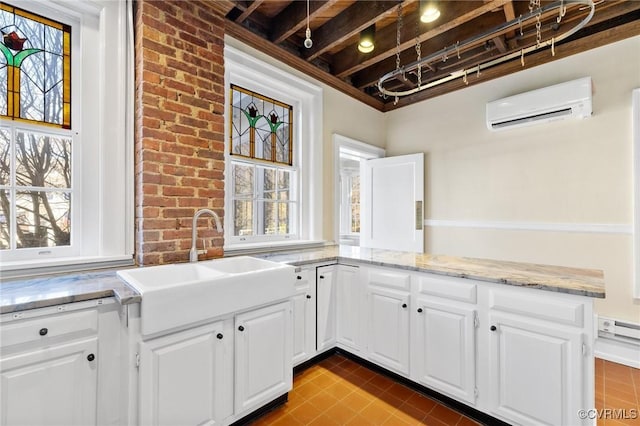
[0,255,135,281]
[224,240,330,257]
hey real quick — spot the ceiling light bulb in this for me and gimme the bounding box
[420,5,440,23]
[304,28,313,48]
[357,25,376,54]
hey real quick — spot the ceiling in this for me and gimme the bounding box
[221,1,640,111]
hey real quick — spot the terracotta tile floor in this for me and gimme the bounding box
[595,358,640,426]
[251,355,640,426]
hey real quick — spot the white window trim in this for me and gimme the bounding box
[0,0,134,278]
[633,88,640,299]
[224,44,323,252]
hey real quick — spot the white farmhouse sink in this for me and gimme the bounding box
[117,256,295,337]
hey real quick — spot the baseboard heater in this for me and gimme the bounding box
[598,317,640,346]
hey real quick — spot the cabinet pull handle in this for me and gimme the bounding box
[39,328,48,336]
[87,354,95,362]
[319,275,325,279]
[216,333,224,339]
[402,303,407,308]
[297,275,302,280]
[490,325,497,331]
[417,308,423,313]
[238,325,245,332]
[306,295,311,299]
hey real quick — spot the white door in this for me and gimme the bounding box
[361,153,424,252]
[414,298,476,404]
[235,301,292,415]
[138,320,233,426]
[367,286,410,375]
[316,265,337,352]
[335,265,362,352]
[0,337,98,426]
[292,269,316,365]
[489,314,584,426]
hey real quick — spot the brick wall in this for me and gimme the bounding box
[134,0,226,265]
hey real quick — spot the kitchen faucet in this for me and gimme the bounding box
[189,208,223,262]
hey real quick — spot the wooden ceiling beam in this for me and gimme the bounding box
[225,19,385,111]
[383,11,640,111]
[303,1,408,62]
[270,1,339,45]
[333,0,511,79]
[235,0,265,23]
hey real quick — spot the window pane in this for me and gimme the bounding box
[261,167,276,199]
[233,163,253,197]
[15,130,71,189]
[0,190,9,249]
[351,175,360,233]
[16,190,70,248]
[0,63,6,116]
[262,201,277,235]
[0,127,10,185]
[233,200,252,236]
[278,202,290,234]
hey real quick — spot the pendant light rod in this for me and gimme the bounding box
[378,0,594,98]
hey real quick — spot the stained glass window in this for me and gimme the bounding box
[0,3,71,129]
[229,84,292,166]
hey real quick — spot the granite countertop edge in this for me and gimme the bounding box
[1,246,605,314]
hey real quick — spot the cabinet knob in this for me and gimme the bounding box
[402,303,407,308]
[297,275,302,280]
[238,325,245,332]
[319,275,325,279]
[490,325,497,331]
[39,328,48,336]
[87,353,95,362]
[417,308,423,313]
[306,295,311,299]
[216,333,223,339]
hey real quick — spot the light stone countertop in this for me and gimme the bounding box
[0,245,605,314]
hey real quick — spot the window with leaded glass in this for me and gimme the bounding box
[0,4,73,253]
[228,85,297,242]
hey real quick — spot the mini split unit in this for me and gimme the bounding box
[486,77,593,131]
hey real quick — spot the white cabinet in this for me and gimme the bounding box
[292,269,315,365]
[487,287,588,426]
[365,268,411,375]
[138,320,233,426]
[412,274,477,405]
[316,265,337,352]
[413,297,476,404]
[0,337,98,426]
[335,265,362,352]
[235,301,292,415]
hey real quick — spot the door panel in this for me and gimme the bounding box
[336,265,361,351]
[361,153,424,252]
[316,266,337,352]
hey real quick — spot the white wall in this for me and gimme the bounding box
[385,36,640,322]
[224,37,386,242]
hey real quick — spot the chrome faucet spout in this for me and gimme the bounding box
[189,209,223,262]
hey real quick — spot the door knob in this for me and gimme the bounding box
[87,354,95,362]
[39,328,48,336]
[417,308,423,313]
[216,333,223,339]
[402,303,407,308]
[238,325,245,332]
[297,276,302,280]
[306,295,311,299]
[490,325,497,331]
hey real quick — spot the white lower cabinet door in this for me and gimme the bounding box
[0,337,98,426]
[366,286,410,375]
[316,266,337,352]
[138,321,233,426]
[292,270,315,365]
[489,313,584,426]
[235,301,292,415]
[336,265,361,352]
[413,298,476,404]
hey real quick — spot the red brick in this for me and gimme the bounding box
[163,186,195,197]
[178,198,209,207]
[179,156,209,168]
[162,208,194,218]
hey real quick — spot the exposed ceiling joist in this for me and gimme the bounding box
[235,0,265,23]
[270,1,339,45]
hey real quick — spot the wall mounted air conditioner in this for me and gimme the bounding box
[486,77,592,131]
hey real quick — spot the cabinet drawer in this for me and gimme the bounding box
[417,274,477,303]
[294,269,311,287]
[489,288,584,327]
[367,268,411,291]
[1,309,98,348]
